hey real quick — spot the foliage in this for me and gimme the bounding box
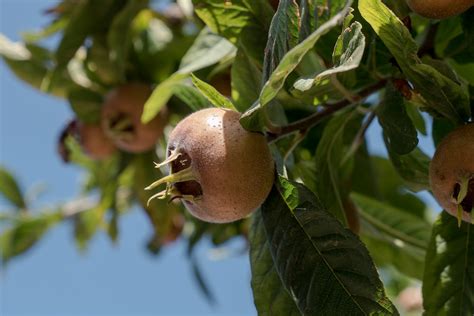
[1,0,474,314]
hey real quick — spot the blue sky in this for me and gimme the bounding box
[0,1,440,316]
[0,1,254,315]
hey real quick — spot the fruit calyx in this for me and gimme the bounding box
[145,149,202,206]
[104,113,135,141]
[452,176,474,225]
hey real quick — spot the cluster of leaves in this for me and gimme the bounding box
[1,0,474,314]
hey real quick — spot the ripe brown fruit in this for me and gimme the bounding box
[146,108,275,223]
[406,0,473,19]
[101,83,167,153]
[429,123,474,223]
[58,119,116,161]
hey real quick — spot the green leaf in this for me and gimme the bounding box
[262,0,300,81]
[432,118,456,148]
[1,212,62,264]
[179,28,236,74]
[0,167,26,209]
[352,193,431,279]
[173,84,211,111]
[142,29,236,123]
[82,36,121,86]
[231,47,262,112]
[298,0,312,41]
[68,89,103,124]
[261,177,398,315]
[132,152,180,241]
[22,17,68,42]
[352,153,427,219]
[377,83,418,155]
[249,210,300,316]
[55,0,115,69]
[294,21,366,92]
[405,101,427,136]
[193,0,273,44]
[422,212,474,315]
[190,256,216,305]
[0,35,74,98]
[314,109,362,225]
[190,74,236,110]
[107,0,148,81]
[73,206,104,250]
[141,73,187,123]
[240,2,352,131]
[359,0,470,124]
[384,139,430,192]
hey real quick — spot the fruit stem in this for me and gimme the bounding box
[266,79,387,143]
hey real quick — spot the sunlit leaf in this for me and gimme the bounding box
[240,1,352,131]
[190,74,236,110]
[294,21,365,92]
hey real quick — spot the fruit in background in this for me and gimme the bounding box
[146,108,275,223]
[269,0,279,10]
[406,0,473,19]
[58,119,116,161]
[101,83,167,153]
[429,123,474,223]
[209,72,231,98]
[344,198,360,234]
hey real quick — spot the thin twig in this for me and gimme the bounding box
[266,79,387,143]
[61,196,98,218]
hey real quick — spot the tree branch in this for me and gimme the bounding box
[266,79,387,143]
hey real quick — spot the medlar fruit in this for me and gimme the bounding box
[406,0,473,19]
[146,108,275,223]
[101,83,167,153]
[58,119,116,161]
[430,123,474,223]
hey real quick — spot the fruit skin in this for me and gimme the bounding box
[101,83,167,153]
[429,123,474,222]
[406,0,473,19]
[78,122,116,160]
[58,119,116,161]
[167,108,275,223]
